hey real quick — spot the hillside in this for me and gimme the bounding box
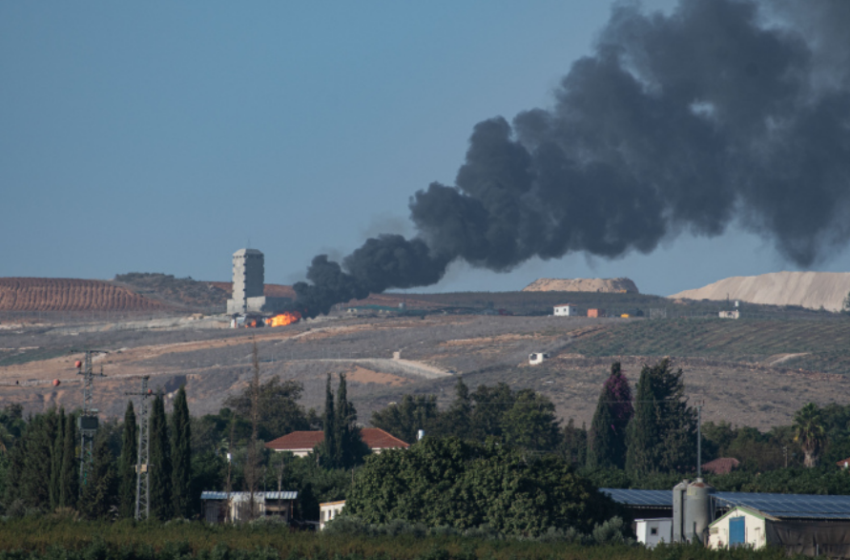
[523,277,639,293]
[0,278,166,312]
[670,271,850,311]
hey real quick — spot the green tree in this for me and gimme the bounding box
[171,386,191,518]
[224,375,310,441]
[59,413,79,509]
[794,403,827,468]
[501,389,560,451]
[441,377,472,437]
[588,363,633,469]
[625,359,695,474]
[49,408,66,509]
[319,374,336,467]
[345,437,617,536]
[118,401,138,518]
[843,291,850,313]
[334,373,368,469]
[149,393,172,520]
[370,394,439,445]
[469,383,516,441]
[79,433,116,519]
[560,419,587,466]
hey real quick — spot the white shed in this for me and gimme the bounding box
[708,506,773,550]
[528,352,550,365]
[554,304,577,317]
[635,518,673,548]
[320,500,346,530]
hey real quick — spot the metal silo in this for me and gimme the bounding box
[684,478,714,543]
[672,480,689,542]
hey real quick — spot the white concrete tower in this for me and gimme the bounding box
[227,248,266,314]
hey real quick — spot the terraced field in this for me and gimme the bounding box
[570,317,850,374]
[0,278,166,312]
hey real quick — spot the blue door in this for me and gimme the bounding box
[729,516,745,546]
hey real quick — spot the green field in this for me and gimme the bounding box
[570,317,850,374]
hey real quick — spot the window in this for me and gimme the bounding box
[650,528,658,536]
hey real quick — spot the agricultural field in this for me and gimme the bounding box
[0,278,166,312]
[0,307,847,432]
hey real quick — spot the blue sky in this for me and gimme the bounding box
[2,1,847,297]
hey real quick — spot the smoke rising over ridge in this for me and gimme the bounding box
[294,0,850,316]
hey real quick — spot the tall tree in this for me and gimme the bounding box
[334,373,368,469]
[469,383,516,441]
[50,408,66,509]
[22,411,58,509]
[441,377,472,437]
[59,413,79,509]
[171,387,192,518]
[224,376,309,440]
[79,433,117,519]
[149,393,173,520]
[794,403,827,468]
[625,359,696,474]
[588,363,633,469]
[246,342,261,520]
[118,401,138,518]
[319,374,336,467]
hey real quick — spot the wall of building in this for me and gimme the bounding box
[708,507,767,550]
[636,519,673,548]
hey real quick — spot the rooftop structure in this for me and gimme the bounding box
[265,428,409,457]
[227,248,265,314]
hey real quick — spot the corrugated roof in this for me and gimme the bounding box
[201,491,298,501]
[265,428,409,451]
[601,488,850,520]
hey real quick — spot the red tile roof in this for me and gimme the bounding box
[265,428,409,452]
[836,457,850,468]
[701,457,740,475]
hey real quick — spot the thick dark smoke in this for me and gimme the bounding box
[294,0,850,317]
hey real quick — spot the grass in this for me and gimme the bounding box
[0,347,70,368]
[0,518,800,560]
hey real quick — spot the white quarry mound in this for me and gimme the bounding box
[669,271,850,311]
[522,277,639,293]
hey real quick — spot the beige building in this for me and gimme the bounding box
[320,500,346,530]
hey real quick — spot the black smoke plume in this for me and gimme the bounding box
[294,0,850,317]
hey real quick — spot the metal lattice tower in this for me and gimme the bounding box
[126,376,152,521]
[75,350,107,488]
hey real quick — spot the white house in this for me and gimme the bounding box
[635,519,673,548]
[553,304,578,317]
[320,500,346,530]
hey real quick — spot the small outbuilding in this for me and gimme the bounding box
[201,491,297,524]
[553,304,578,317]
[635,518,673,548]
[587,308,605,318]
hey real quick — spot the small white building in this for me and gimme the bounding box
[201,491,297,524]
[320,500,345,530]
[635,518,673,548]
[553,304,578,317]
[528,352,550,365]
[719,310,740,319]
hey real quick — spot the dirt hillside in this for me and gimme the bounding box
[523,277,639,293]
[669,271,850,311]
[0,278,166,312]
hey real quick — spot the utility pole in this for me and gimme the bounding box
[126,376,153,521]
[74,349,107,489]
[696,401,703,478]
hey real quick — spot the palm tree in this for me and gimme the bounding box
[793,403,826,468]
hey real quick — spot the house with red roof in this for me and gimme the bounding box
[265,428,409,457]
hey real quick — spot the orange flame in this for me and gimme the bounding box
[266,311,301,327]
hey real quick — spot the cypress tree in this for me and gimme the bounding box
[587,363,633,469]
[171,386,191,518]
[587,389,617,469]
[118,401,138,519]
[320,374,336,467]
[80,433,117,519]
[22,412,56,509]
[445,376,472,437]
[3,428,27,508]
[60,413,79,509]
[335,373,368,469]
[50,408,66,509]
[149,393,172,520]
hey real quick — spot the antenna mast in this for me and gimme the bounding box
[126,376,153,520]
[74,349,107,489]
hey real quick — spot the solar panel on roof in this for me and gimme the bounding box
[601,488,850,520]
